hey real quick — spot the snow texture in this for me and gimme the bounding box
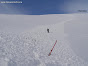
[0,14,88,66]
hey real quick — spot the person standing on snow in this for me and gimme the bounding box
[47,28,49,33]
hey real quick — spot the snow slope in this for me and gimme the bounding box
[0,14,73,34]
[0,14,88,66]
[65,14,88,63]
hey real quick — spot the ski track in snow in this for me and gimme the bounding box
[0,14,88,66]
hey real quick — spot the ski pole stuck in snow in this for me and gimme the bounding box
[48,40,57,56]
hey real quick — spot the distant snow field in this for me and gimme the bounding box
[0,14,88,66]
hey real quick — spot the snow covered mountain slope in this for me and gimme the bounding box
[0,14,73,34]
[65,14,88,63]
[0,14,88,66]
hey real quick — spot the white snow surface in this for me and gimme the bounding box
[0,14,88,66]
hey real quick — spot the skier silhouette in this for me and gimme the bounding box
[47,28,49,33]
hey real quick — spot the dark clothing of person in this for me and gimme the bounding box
[47,29,49,33]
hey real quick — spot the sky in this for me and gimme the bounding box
[0,0,88,15]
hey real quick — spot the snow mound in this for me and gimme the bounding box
[0,21,88,66]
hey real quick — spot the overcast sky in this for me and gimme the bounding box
[0,0,88,15]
